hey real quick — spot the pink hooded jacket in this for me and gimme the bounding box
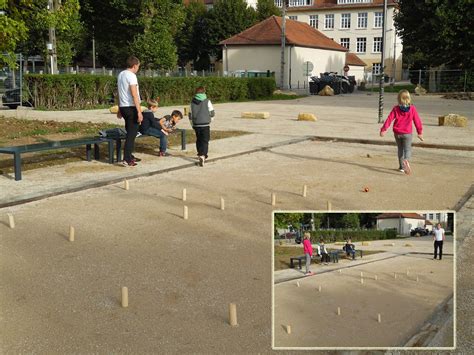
[380,105,423,135]
[303,239,313,256]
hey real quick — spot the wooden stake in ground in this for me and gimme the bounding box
[406,269,409,276]
[416,275,419,282]
[378,313,382,323]
[124,180,129,191]
[318,285,322,292]
[229,303,238,326]
[360,278,364,284]
[69,226,75,242]
[182,188,187,201]
[271,193,276,206]
[296,281,300,287]
[394,272,397,279]
[121,287,128,308]
[327,201,332,211]
[337,307,341,315]
[220,197,225,210]
[7,213,15,229]
[338,269,342,274]
[302,185,307,197]
[375,275,378,281]
[286,325,292,334]
[183,206,188,220]
[360,271,364,278]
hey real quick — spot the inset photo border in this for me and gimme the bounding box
[272,211,455,350]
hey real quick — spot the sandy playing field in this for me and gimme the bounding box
[0,139,469,352]
[273,254,454,348]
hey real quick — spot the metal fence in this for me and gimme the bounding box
[1,54,24,108]
[407,69,472,93]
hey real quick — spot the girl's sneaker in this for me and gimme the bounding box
[402,159,411,175]
[122,159,137,167]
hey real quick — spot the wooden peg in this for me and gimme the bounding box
[183,206,188,220]
[286,325,292,334]
[378,313,381,323]
[220,197,225,210]
[124,180,129,190]
[337,307,341,315]
[69,226,75,242]
[121,287,128,308]
[271,193,276,206]
[182,188,187,201]
[8,213,15,229]
[327,201,332,211]
[302,185,307,197]
[229,303,238,326]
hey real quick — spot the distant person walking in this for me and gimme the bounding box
[189,86,215,167]
[380,90,423,174]
[433,223,445,260]
[303,232,314,275]
[117,56,142,166]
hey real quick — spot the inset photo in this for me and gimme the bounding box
[273,212,455,350]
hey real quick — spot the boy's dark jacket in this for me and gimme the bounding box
[140,111,174,133]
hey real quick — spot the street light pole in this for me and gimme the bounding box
[280,1,287,90]
[47,0,58,74]
[378,0,388,123]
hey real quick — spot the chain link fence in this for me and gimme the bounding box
[1,54,24,108]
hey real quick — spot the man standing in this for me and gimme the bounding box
[117,56,143,166]
[433,223,445,260]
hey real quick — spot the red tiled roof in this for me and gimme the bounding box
[287,0,397,12]
[220,16,347,52]
[376,213,426,220]
[346,52,366,66]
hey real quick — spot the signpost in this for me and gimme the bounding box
[303,61,314,76]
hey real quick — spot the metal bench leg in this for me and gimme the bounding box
[94,144,100,160]
[290,259,294,268]
[108,140,114,163]
[181,129,186,150]
[13,152,22,181]
[86,144,92,161]
[116,139,122,162]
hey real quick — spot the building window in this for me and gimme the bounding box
[309,15,318,28]
[325,14,334,29]
[436,213,441,221]
[288,15,298,20]
[275,0,313,6]
[356,37,366,53]
[373,37,382,52]
[337,0,372,4]
[340,38,350,49]
[341,13,351,29]
[372,63,381,75]
[358,12,368,28]
[374,12,383,28]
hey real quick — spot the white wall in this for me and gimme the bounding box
[347,65,365,83]
[289,46,346,88]
[377,218,425,235]
[223,45,346,89]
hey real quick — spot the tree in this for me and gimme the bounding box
[0,0,28,67]
[394,0,474,69]
[341,214,359,230]
[205,0,257,60]
[176,0,207,67]
[256,0,280,21]
[129,0,184,70]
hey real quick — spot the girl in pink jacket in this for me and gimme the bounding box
[380,90,424,174]
[303,232,314,276]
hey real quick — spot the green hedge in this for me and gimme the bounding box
[309,229,397,243]
[23,74,277,110]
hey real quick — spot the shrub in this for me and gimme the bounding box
[24,74,276,110]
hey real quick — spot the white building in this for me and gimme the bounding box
[275,0,402,81]
[221,16,363,89]
[376,213,427,236]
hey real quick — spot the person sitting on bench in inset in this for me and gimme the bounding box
[344,238,356,260]
[318,239,330,265]
[140,98,183,157]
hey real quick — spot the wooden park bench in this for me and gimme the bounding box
[114,128,187,162]
[334,248,363,261]
[0,137,114,181]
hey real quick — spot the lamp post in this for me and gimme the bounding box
[280,1,288,90]
[377,0,388,123]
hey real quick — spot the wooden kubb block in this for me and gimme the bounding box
[297,113,317,122]
[241,112,270,119]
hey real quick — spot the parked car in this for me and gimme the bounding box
[410,227,429,236]
[2,88,31,109]
[310,72,356,95]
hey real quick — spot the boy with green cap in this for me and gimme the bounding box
[189,86,215,166]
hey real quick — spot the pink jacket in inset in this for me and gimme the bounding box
[303,239,313,256]
[380,105,423,135]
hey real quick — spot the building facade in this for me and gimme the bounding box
[275,0,402,81]
[376,213,426,235]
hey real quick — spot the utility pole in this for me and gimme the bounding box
[47,0,58,74]
[377,0,388,123]
[280,1,287,90]
[92,25,96,73]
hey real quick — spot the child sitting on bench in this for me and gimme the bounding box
[318,240,330,265]
[140,98,183,156]
[344,238,356,260]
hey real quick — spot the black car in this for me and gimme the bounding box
[410,227,429,236]
[2,88,31,109]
